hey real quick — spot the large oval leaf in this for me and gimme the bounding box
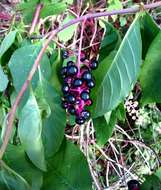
[91,15,142,118]
[0,65,8,92]
[42,139,92,190]
[140,31,161,105]
[8,44,51,108]
[18,92,46,171]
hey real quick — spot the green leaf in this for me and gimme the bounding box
[99,22,121,61]
[91,15,142,118]
[140,13,160,59]
[141,174,161,190]
[0,160,30,190]
[107,0,122,20]
[41,80,66,157]
[8,44,51,108]
[4,144,43,190]
[18,92,46,171]
[140,31,161,105]
[17,1,38,23]
[42,139,92,190]
[0,65,8,92]
[40,2,67,18]
[0,31,17,59]
[93,103,125,145]
[58,13,77,43]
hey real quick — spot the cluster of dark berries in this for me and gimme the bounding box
[61,50,99,125]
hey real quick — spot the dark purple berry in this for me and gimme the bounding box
[90,60,98,70]
[67,61,74,67]
[62,50,68,59]
[67,65,78,75]
[81,110,90,120]
[81,91,90,101]
[67,94,76,104]
[68,106,76,115]
[75,117,86,125]
[82,71,92,81]
[62,83,69,94]
[127,180,140,190]
[61,101,68,109]
[73,78,83,87]
[87,80,95,88]
[60,66,67,77]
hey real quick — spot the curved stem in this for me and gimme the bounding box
[0,1,161,159]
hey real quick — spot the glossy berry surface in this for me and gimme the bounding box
[67,65,78,75]
[62,50,68,59]
[127,180,140,190]
[60,66,67,77]
[81,91,90,101]
[75,117,86,125]
[82,71,92,81]
[67,94,76,104]
[60,49,99,125]
[68,106,76,115]
[81,110,90,120]
[87,80,95,88]
[90,60,98,70]
[62,83,69,94]
[73,78,83,87]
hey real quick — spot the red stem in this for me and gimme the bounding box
[0,1,161,159]
[29,3,43,35]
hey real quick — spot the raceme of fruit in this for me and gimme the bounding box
[61,50,99,125]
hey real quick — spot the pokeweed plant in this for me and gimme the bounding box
[0,0,161,189]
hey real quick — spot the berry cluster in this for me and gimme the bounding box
[61,50,99,125]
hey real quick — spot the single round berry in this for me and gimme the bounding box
[67,94,76,104]
[82,71,92,81]
[75,117,86,125]
[87,79,95,88]
[67,60,74,67]
[90,60,98,70]
[81,110,90,120]
[73,78,83,87]
[68,106,76,115]
[67,65,78,75]
[127,180,140,190]
[62,50,68,59]
[60,66,67,77]
[62,83,69,94]
[81,91,90,101]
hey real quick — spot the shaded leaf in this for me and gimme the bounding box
[4,144,43,190]
[140,12,160,59]
[18,92,46,171]
[141,174,161,190]
[41,80,66,158]
[0,31,17,59]
[140,31,161,105]
[91,15,142,118]
[0,160,30,190]
[0,65,8,92]
[42,139,92,190]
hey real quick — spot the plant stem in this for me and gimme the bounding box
[0,1,161,159]
[29,3,43,35]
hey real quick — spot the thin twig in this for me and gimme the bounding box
[0,1,161,159]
